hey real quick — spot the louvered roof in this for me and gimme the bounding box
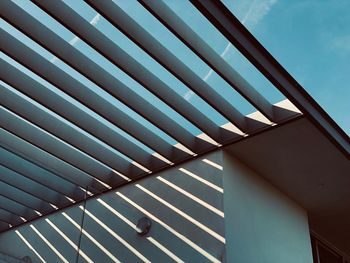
[0,0,348,232]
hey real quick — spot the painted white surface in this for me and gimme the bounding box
[223,151,313,263]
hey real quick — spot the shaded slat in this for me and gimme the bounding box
[0,181,54,214]
[0,195,38,221]
[0,60,167,171]
[190,0,350,157]
[0,145,87,200]
[0,205,24,220]
[83,0,253,133]
[0,191,45,219]
[0,165,70,208]
[0,208,23,226]
[0,128,104,196]
[138,0,280,122]
[0,83,138,187]
[0,2,213,154]
[0,222,9,232]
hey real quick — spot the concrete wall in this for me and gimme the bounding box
[0,151,225,263]
[223,151,313,263]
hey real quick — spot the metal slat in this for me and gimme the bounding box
[0,165,70,208]
[0,57,189,166]
[0,2,213,154]
[0,60,167,172]
[0,208,23,226]
[0,84,138,187]
[0,128,104,196]
[190,0,350,157]
[0,181,54,214]
[138,0,281,122]
[0,194,39,221]
[0,192,44,219]
[0,222,9,232]
[0,147,86,200]
[0,206,26,225]
[32,0,230,144]
[83,0,259,134]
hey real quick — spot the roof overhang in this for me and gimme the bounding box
[226,116,350,255]
[0,0,348,234]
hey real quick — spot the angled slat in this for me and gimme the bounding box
[0,195,38,221]
[0,181,54,214]
[0,3,213,154]
[2,44,188,166]
[190,0,350,157]
[0,145,87,200]
[0,222,9,232]
[0,128,104,196]
[0,60,166,172]
[34,0,234,143]
[0,206,25,223]
[138,0,282,122]
[82,0,258,133]
[0,84,138,187]
[0,165,70,207]
[0,208,23,226]
[0,192,43,219]
[0,60,188,167]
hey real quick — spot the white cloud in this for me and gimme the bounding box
[183,90,195,101]
[50,13,101,63]
[331,35,350,52]
[90,14,101,26]
[201,0,278,82]
[184,0,278,101]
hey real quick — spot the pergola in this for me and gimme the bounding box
[0,0,348,233]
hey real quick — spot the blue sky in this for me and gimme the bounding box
[1,0,349,146]
[223,0,350,134]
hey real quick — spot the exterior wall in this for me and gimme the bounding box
[0,149,314,263]
[0,151,225,263]
[223,151,313,263]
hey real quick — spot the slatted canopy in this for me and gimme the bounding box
[0,0,348,232]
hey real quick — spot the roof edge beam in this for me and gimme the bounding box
[190,0,350,157]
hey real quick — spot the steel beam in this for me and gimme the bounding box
[190,0,350,157]
[0,2,214,153]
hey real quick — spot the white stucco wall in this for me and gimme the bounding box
[223,151,313,263]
